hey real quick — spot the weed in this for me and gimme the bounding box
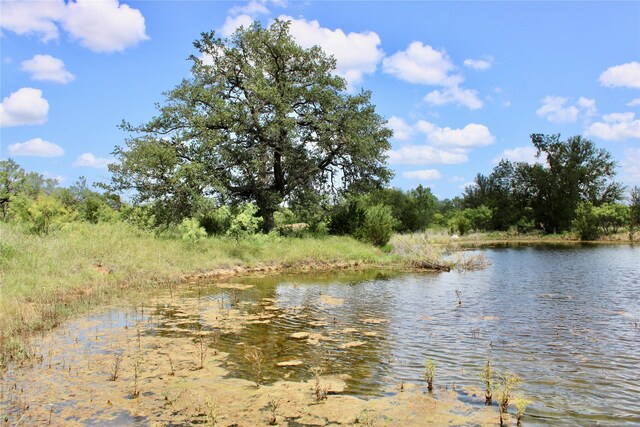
[480,359,493,405]
[424,358,436,393]
[193,326,209,370]
[204,396,219,426]
[492,370,522,426]
[167,352,175,376]
[108,353,123,381]
[455,289,462,306]
[265,397,280,425]
[309,366,328,402]
[514,394,531,426]
[244,345,264,387]
[131,356,142,398]
[355,409,375,426]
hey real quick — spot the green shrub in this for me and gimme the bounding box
[356,204,395,247]
[12,193,74,235]
[227,203,262,240]
[178,217,208,243]
[199,205,232,235]
[328,198,366,236]
[572,201,601,240]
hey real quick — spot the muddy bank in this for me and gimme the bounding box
[1,281,505,426]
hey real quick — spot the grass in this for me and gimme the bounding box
[0,221,399,367]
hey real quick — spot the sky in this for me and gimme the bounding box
[1,0,639,200]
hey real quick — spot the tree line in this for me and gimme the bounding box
[2,21,639,244]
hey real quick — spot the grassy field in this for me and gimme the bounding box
[0,222,402,367]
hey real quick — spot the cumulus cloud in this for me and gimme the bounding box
[584,112,640,141]
[282,16,384,89]
[21,54,75,83]
[1,0,148,52]
[0,88,49,127]
[627,98,640,107]
[382,41,461,86]
[424,86,483,110]
[73,153,114,169]
[8,138,64,157]
[599,62,640,89]
[0,0,65,42]
[386,118,494,165]
[427,123,495,148]
[388,145,468,165]
[402,169,442,180]
[536,96,597,123]
[463,57,492,70]
[492,146,546,165]
[536,96,579,123]
[387,116,414,141]
[220,14,255,37]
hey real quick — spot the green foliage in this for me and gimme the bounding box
[199,205,232,235]
[356,204,395,247]
[178,217,208,243]
[329,198,367,236]
[107,20,392,232]
[424,358,436,392]
[594,203,628,235]
[448,211,472,236]
[572,202,601,240]
[121,205,157,230]
[227,203,262,240]
[629,186,640,241]
[12,193,74,235]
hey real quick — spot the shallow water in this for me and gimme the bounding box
[3,244,640,426]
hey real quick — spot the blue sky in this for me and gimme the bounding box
[1,0,639,200]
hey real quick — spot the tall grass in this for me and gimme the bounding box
[0,221,395,366]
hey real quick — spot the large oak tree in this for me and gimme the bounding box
[107,20,392,231]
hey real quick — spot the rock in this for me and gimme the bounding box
[276,360,303,367]
[290,332,310,339]
[340,341,365,349]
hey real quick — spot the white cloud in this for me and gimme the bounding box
[536,96,579,123]
[448,175,465,183]
[427,123,495,148]
[387,116,414,141]
[7,138,64,157]
[382,41,461,86]
[621,148,640,185]
[599,62,640,89]
[0,0,148,53]
[585,112,640,141]
[282,16,384,89]
[220,14,255,37]
[0,0,65,42]
[63,0,149,52]
[424,86,483,110]
[627,98,640,107]
[388,145,468,165]
[463,57,492,70]
[20,54,75,83]
[459,182,477,190]
[577,96,597,118]
[402,169,442,180]
[229,0,270,16]
[492,146,546,165]
[0,88,49,127]
[73,153,114,169]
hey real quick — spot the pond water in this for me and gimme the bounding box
[2,244,639,426]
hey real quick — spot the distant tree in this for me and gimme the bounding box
[572,201,601,241]
[629,186,640,241]
[0,159,58,221]
[106,20,392,232]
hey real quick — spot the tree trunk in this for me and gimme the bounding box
[261,209,275,234]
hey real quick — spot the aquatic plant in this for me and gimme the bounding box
[514,394,532,426]
[244,345,264,387]
[424,358,436,393]
[455,289,462,306]
[479,359,494,405]
[204,396,219,426]
[132,356,142,398]
[492,370,521,426]
[310,366,328,402]
[266,397,280,425]
[108,353,123,381]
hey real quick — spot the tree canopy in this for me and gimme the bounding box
[463,134,623,233]
[107,20,392,231]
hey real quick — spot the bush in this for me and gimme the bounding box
[328,198,366,236]
[572,202,601,240]
[178,217,208,243]
[12,194,74,235]
[356,204,395,247]
[199,205,232,235]
[227,203,262,240]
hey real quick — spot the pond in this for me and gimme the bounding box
[2,244,639,426]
